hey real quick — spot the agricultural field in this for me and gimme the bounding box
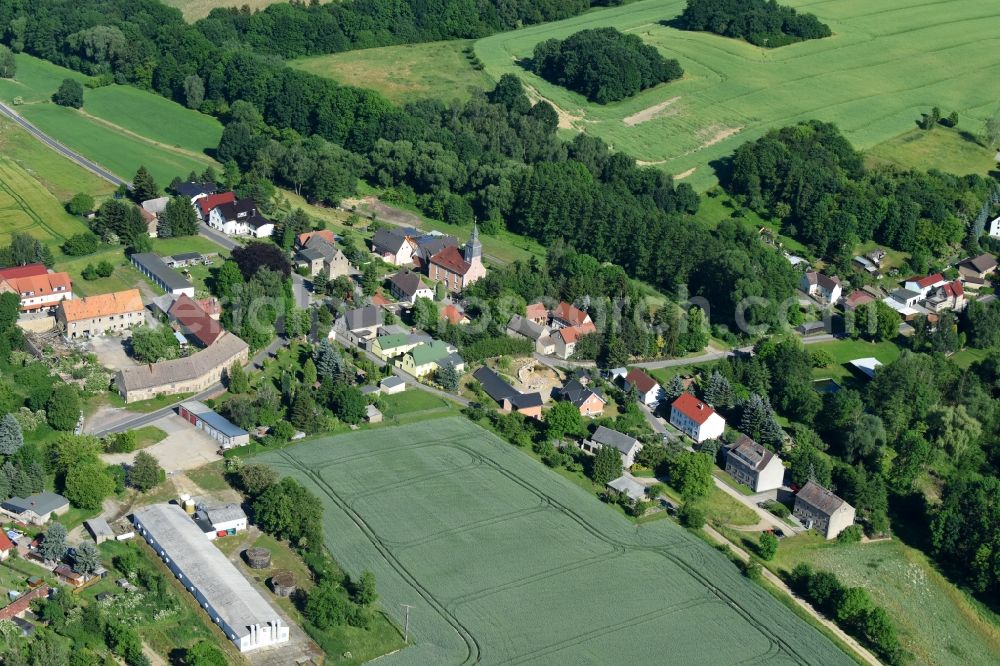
[164,0,331,21]
[770,534,1000,666]
[291,40,495,105]
[866,126,999,175]
[0,55,219,186]
[259,417,854,665]
[0,156,90,249]
[474,0,1000,190]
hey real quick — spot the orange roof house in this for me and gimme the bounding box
[296,230,336,248]
[552,301,591,328]
[57,289,144,338]
[0,272,73,312]
[0,263,48,281]
[441,304,470,325]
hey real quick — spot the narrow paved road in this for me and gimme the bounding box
[0,101,128,187]
[92,337,284,436]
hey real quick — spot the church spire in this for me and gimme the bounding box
[464,222,482,263]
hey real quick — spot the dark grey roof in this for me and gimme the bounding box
[796,481,850,516]
[892,288,921,301]
[441,351,464,368]
[509,392,543,409]
[372,229,409,254]
[588,426,639,455]
[131,253,193,292]
[343,305,382,330]
[305,236,339,262]
[560,379,603,408]
[962,253,997,273]
[380,376,405,389]
[204,503,246,525]
[415,234,458,256]
[2,492,68,516]
[299,247,325,262]
[175,181,217,197]
[473,366,518,403]
[727,434,776,472]
[506,314,547,340]
[390,270,425,298]
[171,252,202,262]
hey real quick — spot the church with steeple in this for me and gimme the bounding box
[428,224,487,293]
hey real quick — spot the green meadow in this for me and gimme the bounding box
[472,0,1000,189]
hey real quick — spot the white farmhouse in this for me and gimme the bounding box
[670,392,726,443]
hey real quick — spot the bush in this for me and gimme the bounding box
[66,192,95,216]
[52,78,84,108]
[837,524,863,544]
[758,532,779,560]
[679,503,705,529]
[762,499,790,518]
[61,232,101,256]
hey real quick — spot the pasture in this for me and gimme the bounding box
[771,534,1000,666]
[291,40,496,105]
[0,55,219,186]
[0,157,90,249]
[474,0,1000,190]
[258,417,853,665]
[163,0,331,21]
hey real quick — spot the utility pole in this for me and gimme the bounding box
[400,603,415,644]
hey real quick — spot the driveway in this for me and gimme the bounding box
[102,413,221,473]
[86,336,139,372]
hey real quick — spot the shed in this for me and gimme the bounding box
[379,376,406,395]
[85,518,114,545]
[606,476,646,503]
[366,405,383,424]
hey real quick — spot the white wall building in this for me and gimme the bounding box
[669,392,726,443]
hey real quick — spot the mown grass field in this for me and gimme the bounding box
[0,156,91,248]
[259,417,854,665]
[807,339,902,381]
[770,534,1000,666]
[866,126,999,176]
[292,40,496,104]
[0,54,219,186]
[164,0,331,21]
[473,0,1000,190]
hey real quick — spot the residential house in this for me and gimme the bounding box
[371,229,415,266]
[440,303,470,325]
[130,253,194,297]
[295,230,336,249]
[56,289,144,338]
[903,273,946,298]
[0,270,73,313]
[207,198,273,238]
[551,322,596,359]
[525,302,549,325]
[0,493,69,525]
[606,476,646,504]
[842,290,875,311]
[669,392,726,443]
[132,504,290,653]
[724,435,784,492]
[551,301,592,329]
[428,226,486,292]
[800,272,842,305]
[957,253,997,281]
[115,332,249,403]
[165,252,205,269]
[195,192,236,220]
[389,269,433,305]
[926,280,966,313]
[506,314,550,348]
[988,215,1000,238]
[581,426,644,469]
[411,233,458,268]
[178,400,250,449]
[882,288,922,319]
[331,305,383,344]
[297,235,352,279]
[174,181,217,203]
[793,481,856,539]
[372,333,430,360]
[622,369,662,406]
[168,294,222,347]
[379,376,406,395]
[141,196,169,237]
[558,379,606,417]
[472,366,543,419]
[397,340,462,378]
[0,531,13,561]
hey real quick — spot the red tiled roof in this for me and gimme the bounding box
[430,246,471,276]
[441,304,467,325]
[557,321,596,344]
[525,302,548,321]
[942,280,964,298]
[907,273,944,289]
[625,368,658,394]
[371,293,390,307]
[552,301,590,327]
[0,531,12,551]
[168,294,221,346]
[60,289,142,322]
[298,230,335,247]
[844,290,874,308]
[0,264,48,280]
[2,272,72,302]
[672,392,717,425]
[0,585,48,621]
[196,192,236,217]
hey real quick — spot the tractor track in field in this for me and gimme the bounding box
[0,160,66,241]
[274,431,829,665]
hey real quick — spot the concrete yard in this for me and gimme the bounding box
[102,413,221,473]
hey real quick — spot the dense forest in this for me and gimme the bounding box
[726,121,990,267]
[676,0,831,47]
[530,27,683,103]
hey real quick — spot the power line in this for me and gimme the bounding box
[400,603,415,644]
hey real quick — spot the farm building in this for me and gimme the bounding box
[193,504,248,539]
[132,504,290,653]
[178,400,250,448]
[168,294,222,347]
[56,289,144,338]
[0,493,69,525]
[366,405,384,424]
[606,475,646,503]
[85,518,115,545]
[115,332,248,403]
[130,253,194,297]
[793,481,856,540]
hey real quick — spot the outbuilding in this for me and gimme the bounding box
[178,400,250,449]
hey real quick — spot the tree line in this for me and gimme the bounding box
[530,27,683,103]
[676,0,831,47]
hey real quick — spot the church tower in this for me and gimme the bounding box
[464,223,482,264]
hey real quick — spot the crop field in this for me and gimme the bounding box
[0,157,90,248]
[291,40,496,105]
[772,534,1000,665]
[474,0,1000,190]
[259,417,853,665]
[164,0,331,21]
[0,55,219,186]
